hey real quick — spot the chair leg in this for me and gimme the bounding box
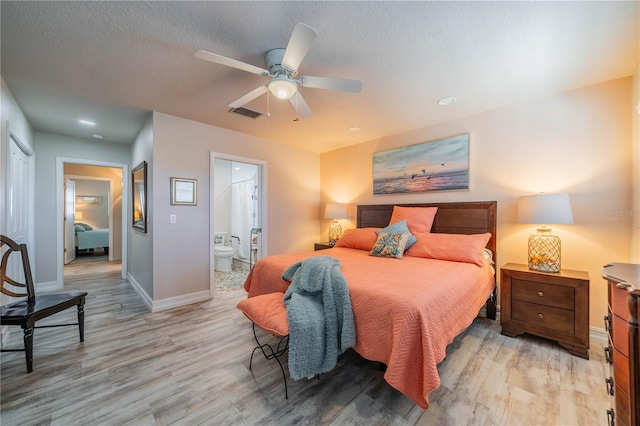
[23,327,34,373]
[77,303,85,342]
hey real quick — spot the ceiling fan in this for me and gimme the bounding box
[195,23,363,118]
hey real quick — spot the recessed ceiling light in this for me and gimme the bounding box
[78,119,96,126]
[348,126,360,132]
[437,97,456,105]
[91,134,104,139]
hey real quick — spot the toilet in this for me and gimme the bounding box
[214,232,235,272]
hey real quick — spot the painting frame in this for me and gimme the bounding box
[170,177,197,206]
[75,195,102,206]
[372,134,469,195]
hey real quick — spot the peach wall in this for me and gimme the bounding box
[321,78,633,329]
[632,61,640,262]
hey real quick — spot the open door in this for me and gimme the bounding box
[64,178,76,264]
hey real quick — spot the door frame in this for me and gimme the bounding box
[65,174,115,261]
[209,151,267,299]
[55,157,129,288]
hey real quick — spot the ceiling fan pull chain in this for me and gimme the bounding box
[267,90,270,118]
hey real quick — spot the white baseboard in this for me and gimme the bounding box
[151,290,210,312]
[127,273,153,312]
[590,326,608,345]
[36,280,61,292]
[126,273,209,312]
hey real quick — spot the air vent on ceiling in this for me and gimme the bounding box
[229,107,262,119]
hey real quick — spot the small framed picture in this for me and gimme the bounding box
[170,177,197,206]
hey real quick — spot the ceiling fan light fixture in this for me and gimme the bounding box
[269,76,297,100]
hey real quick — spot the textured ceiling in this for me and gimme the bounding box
[1,1,638,153]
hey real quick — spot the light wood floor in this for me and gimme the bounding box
[1,255,609,425]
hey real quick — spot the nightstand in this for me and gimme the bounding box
[314,242,333,251]
[501,263,590,359]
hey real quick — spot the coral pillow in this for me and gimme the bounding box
[405,232,492,266]
[334,228,381,251]
[369,232,410,259]
[389,206,438,233]
[236,292,289,336]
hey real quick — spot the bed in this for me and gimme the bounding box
[75,223,109,254]
[242,201,497,409]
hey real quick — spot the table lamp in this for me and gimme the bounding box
[325,203,347,246]
[517,193,573,273]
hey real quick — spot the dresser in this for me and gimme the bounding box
[500,263,590,359]
[602,263,640,426]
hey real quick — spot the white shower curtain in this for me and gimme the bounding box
[231,180,255,259]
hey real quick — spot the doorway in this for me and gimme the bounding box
[210,152,266,298]
[56,158,129,289]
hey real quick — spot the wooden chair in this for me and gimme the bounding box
[0,235,87,373]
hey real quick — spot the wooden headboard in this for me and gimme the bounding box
[357,201,497,263]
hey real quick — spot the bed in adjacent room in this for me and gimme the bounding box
[75,223,109,254]
[241,201,497,409]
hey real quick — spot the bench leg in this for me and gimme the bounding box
[23,327,34,373]
[77,303,85,342]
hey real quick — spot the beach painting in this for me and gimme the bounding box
[373,134,469,195]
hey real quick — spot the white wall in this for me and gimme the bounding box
[33,132,131,284]
[0,78,34,306]
[151,112,320,301]
[321,77,633,329]
[129,114,154,298]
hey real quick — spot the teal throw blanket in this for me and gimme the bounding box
[282,256,356,380]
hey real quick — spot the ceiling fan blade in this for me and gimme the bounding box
[195,50,269,76]
[289,92,312,118]
[300,75,363,93]
[282,23,318,72]
[228,85,269,108]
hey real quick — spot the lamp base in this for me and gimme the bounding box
[528,232,561,273]
[328,221,342,246]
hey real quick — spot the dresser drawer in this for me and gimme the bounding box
[610,283,632,321]
[615,384,630,426]
[612,312,629,356]
[511,300,575,334]
[613,347,630,394]
[512,279,575,310]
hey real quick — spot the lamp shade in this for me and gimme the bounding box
[324,203,348,220]
[268,76,297,100]
[517,193,573,225]
[75,211,84,220]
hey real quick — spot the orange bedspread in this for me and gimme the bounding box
[243,247,495,408]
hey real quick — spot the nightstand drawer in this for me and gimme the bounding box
[512,279,575,310]
[511,300,575,334]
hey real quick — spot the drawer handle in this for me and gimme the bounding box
[537,291,544,297]
[537,313,544,319]
[604,346,613,364]
[607,408,615,426]
[606,377,614,396]
[604,314,612,333]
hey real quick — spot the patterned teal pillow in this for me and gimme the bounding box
[376,220,417,249]
[369,233,410,259]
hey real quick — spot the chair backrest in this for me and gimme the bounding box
[0,235,36,301]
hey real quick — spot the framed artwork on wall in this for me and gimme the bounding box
[170,177,197,206]
[372,134,469,195]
